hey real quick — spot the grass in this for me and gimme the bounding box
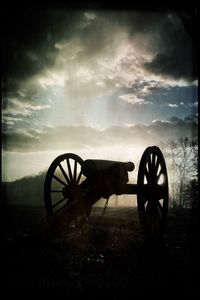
[2,205,197,296]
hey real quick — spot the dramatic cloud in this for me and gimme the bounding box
[2,5,197,181]
[142,13,196,81]
[3,7,196,93]
[2,7,85,87]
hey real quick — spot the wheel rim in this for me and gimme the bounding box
[44,153,85,215]
[137,146,169,237]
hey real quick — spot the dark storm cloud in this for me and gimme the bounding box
[2,5,86,90]
[142,13,197,81]
[144,50,194,82]
[97,9,196,81]
[96,10,196,81]
[2,5,197,95]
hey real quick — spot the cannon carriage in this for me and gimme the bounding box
[44,146,168,237]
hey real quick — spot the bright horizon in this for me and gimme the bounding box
[2,144,145,182]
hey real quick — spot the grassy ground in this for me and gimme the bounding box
[2,206,198,297]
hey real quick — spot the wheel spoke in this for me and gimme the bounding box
[147,155,152,171]
[52,197,67,208]
[151,154,160,178]
[152,153,156,167]
[156,168,163,182]
[53,174,68,187]
[76,171,83,184]
[146,159,157,183]
[144,165,150,183]
[66,158,73,181]
[148,155,157,177]
[59,163,70,184]
[154,158,159,174]
[74,160,77,182]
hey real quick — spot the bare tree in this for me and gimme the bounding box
[160,137,197,208]
[178,137,193,207]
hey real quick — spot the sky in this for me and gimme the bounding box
[2,5,198,181]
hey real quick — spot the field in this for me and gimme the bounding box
[1,205,198,297]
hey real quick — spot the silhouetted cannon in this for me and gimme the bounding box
[81,160,135,197]
[44,146,169,237]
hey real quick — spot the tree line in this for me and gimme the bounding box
[160,137,198,209]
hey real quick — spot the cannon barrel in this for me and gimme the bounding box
[81,159,134,178]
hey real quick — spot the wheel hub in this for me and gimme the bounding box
[62,184,80,200]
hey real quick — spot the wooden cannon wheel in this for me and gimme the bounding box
[137,146,169,238]
[44,153,86,215]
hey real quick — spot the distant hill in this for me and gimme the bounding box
[2,171,47,207]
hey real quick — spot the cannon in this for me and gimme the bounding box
[44,146,168,237]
